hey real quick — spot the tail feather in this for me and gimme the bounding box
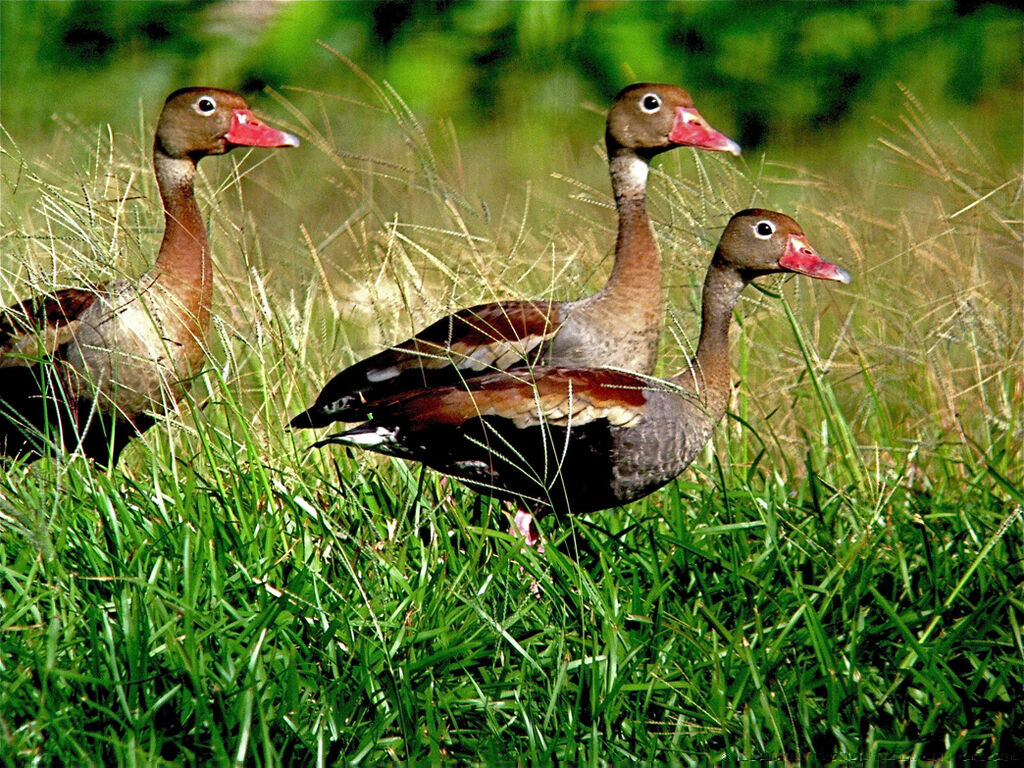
[312,424,400,451]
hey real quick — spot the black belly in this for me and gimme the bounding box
[408,416,658,515]
[0,363,151,466]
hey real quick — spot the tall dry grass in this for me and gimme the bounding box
[1,70,1019,493]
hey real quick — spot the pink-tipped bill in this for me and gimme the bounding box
[668,107,741,156]
[225,109,300,148]
[778,234,851,283]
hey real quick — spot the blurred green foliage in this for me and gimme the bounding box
[1,0,1021,172]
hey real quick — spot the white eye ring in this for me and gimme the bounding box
[753,220,775,239]
[194,96,217,115]
[640,93,661,114]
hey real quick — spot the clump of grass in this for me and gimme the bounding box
[1,68,1022,767]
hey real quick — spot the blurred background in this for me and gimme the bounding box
[2,0,1020,174]
[4,0,1020,287]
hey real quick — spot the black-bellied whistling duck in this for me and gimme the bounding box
[0,87,299,465]
[310,210,850,539]
[289,82,739,429]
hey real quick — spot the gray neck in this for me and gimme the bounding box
[671,256,748,423]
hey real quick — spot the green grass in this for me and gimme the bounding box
[1,73,1021,766]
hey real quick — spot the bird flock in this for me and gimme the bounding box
[0,84,850,545]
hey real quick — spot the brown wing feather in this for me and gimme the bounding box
[364,300,562,375]
[0,287,101,363]
[381,366,653,432]
[0,283,154,465]
[290,300,567,427]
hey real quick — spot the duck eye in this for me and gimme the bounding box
[640,94,661,113]
[754,221,775,239]
[194,97,216,115]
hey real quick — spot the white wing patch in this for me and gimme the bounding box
[366,366,401,383]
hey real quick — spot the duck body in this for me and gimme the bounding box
[0,87,298,464]
[314,210,852,518]
[333,366,716,515]
[290,83,739,428]
[0,277,195,462]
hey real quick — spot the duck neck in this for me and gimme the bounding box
[672,255,747,423]
[566,148,662,372]
[601,149,660,303]
[151,150,212,333]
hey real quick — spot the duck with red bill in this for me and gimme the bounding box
[310,209,851,545]
[1,87,299,464]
